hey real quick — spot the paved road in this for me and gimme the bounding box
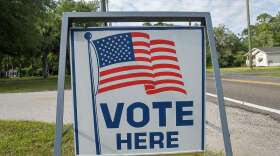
[206,73,280,110]
[0,91,72,123]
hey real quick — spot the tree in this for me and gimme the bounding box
[37,0,58,78]
[43,0,99,77]
[271,12,280,47]
[214,25,246,67]
[257,13,273,23]
[39,0,99,78]
[242,12,280,48]
[0,0,99,77]
[0,0,41,56]
[0,0,56,76]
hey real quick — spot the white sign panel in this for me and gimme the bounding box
[70,27,205,155]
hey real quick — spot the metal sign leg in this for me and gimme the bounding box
[54,15,69,156]
[205,13,233,156]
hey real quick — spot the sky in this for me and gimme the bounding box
[106,0,280,34]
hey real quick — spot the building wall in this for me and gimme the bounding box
[255,52,268,66]
[245,49,280,67]
[267,53,280,66]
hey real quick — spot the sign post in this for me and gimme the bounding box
[54,12,233,156]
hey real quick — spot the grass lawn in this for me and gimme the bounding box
[206,66,280,77]
[0,76,71,93]
[0,120,224,156]
[0,120,73,156]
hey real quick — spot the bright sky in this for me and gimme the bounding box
[107,0,280,34]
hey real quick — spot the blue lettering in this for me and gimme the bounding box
[176,101,193,126]
[116,131,179,150]
[127,102,149,128]
[100,101,194,129]
[116,133,132,150]
[167,131,179,148]
[152,101,172,127]
[100,103,124,128]
[149,132,164,149]
[135,132,147,149]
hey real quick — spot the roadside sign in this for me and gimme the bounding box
[70,27,205,155]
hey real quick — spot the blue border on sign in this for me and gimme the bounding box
[70,26,205,155]
[201,27,205,150]
[86,37,102,154]
[70,30,80,154]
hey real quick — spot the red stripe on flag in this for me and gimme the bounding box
[150,39,175,46]
[100,73,153,85]
[145,84,155,90]
[154,72,182,78]
[150,47,176,53]
[100,64,180,77]
[100,65,152,76]
[146,87,187,94]
[131,32,150,39]
[151,56,178,61]
[154,79,184,86]
[98,80,153,93]
[135,57,151,62]
[133,41,150,47]
[134,49,150,55]
[153,64,180,70]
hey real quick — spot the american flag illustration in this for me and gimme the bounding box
[91,32,187,95]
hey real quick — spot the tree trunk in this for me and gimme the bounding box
[66,51,70,75]
[42,50,49,79]
[19,63,22,77]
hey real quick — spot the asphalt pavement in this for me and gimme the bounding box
[206,73,280,110]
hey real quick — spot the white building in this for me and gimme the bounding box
[245,47,280,67]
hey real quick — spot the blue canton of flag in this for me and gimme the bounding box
[93,33,135,67]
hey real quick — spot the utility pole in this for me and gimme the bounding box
[100,0,108,26]
[246,0,253,69]
[100,0,106,12]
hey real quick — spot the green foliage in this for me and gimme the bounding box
[47,52,59,75]
[21,66,34,77]
[0,0,99,78]
[233,51,246,67]
[213,25,247,67]
[242,12,280,48]
[0,0,44,56]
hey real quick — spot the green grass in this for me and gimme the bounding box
[205,150,224,156]
[0,120,224,156]
[0,120,74,156]
[0,76,71,93]
[206,66,280,77]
